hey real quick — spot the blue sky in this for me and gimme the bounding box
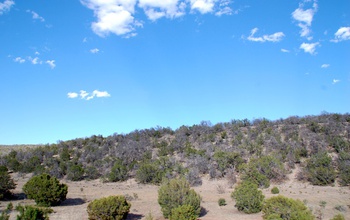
[0,0,349,144]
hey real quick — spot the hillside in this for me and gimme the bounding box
[1,113,350,219]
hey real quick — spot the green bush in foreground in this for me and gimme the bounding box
[262,195,314,220]
[23,173,68,207]
[158,178,201,219]
[170,204,198,220]
[16,205,53,220]
[87,195,131,220]
[231,180,264,214]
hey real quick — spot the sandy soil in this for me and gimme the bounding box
[1,169,349,220]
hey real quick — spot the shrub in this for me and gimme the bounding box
[67,164,84,181]
[337,151,350,186]
[158,178,201,219]
[108,160,128,182]
[87,195,131,220]
[0,166,16,200]
[23,173,68,206]
[218,198,226,206]
[231,180,264,214]
[305,152,336,185]
[271,186,280,194]
[262,195,314,220]
[16,205,52,220]
[331,214,345,220]
[170,204,198,220]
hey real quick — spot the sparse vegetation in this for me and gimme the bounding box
[87,195,131,220]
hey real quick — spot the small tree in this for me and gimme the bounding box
[67,164,84,181]
[158,178,201,219]
[108,160,128,182]
[87,195,131,220]
[305,152,336,185]
[0,166,16,200]
[262,195,314,220]
[23,173,68,206]
[231,180,264,214]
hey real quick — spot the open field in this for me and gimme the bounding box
[1,169,349,220]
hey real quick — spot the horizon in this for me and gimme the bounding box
[1,0,349,145]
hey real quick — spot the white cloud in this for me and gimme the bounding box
[190,0,215,14]
[321,64,330,68]
[0,0,14,15]
[80,0,139,37]
[139,0,185,20]
[81,0,235,37]
[46,60,56,69]
[331,27,350,43]
[90,48,100,53]
[92,90,111,98]
[69,90,111,100]
[67,92,78,98]
[27,10,45,22]
[292,0,317,39]
[247,28,285,42]
[14,57,25,63]
[300,42,319,54]
[332,79,340,84]
[281,49,290,53]
[29,57,42,65]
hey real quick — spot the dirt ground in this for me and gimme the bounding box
[1,169,349,220]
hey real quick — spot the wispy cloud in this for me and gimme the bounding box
[68,90,111,100]
[300,42,319,55]
[11,52,56,69]
[46,60,56,69]
[14,57,25,63]
[321,64,330,68]
[67,92,78,98]
[292,0,318,40]
[281,49,290,53]
[26,10,45,22]
[139,0,186,21]
[331,27,350,43]
[29,56,42,65]
[0,0,14,15]
[332,79,340,84]
[90,48,99,54]
[246,28,285,42]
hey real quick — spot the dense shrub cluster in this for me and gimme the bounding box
[87,195,131,220]
[158,178,201,219]
[23,174,68,206]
